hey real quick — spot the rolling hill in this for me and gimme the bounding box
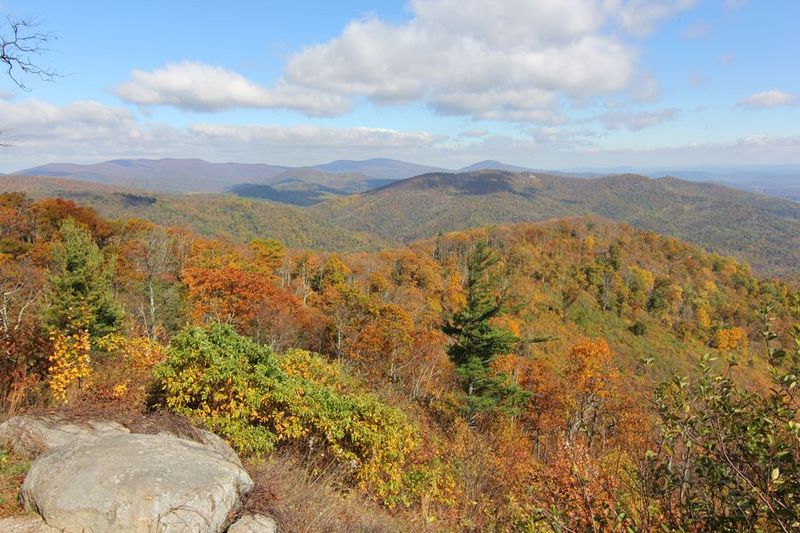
[0,175,383,250]
[227,179,349,206]
[13,157,440,198]
[2,170,798,279]
[16,158,290,193]
[313,170,800,279]
[309,157,445,179]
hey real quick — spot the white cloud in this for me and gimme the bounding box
[0,99,440,170]
[631,72,662,103]
[187,123,440,147]
[115,1,696,123]
[460,129,489,138]
[615,0,698,36]
[115,61,351,116]
[283,16,635,122]
[736,89,798,109]
[600,108,679,131]
[3,98,800,171]
[283,0,684,122]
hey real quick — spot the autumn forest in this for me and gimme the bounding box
[0,188,798,531]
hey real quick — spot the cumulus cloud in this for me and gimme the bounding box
[115,61,351,116]
[736,89,798,109]
[460,129,489,138]
[0,99,440,170]
[116,1,696,123]
[600,108,679,131]
[615,0,697,36]
[3,98,800,171]
[187,123,440,147]
[283,9,634,121]
[282,0,696,122]
[631,72,662,103]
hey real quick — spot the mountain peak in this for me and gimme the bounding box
[458,160,534,173]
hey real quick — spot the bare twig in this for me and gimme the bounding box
[1,16,58,90]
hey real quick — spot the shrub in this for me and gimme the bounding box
[152,323,417,501]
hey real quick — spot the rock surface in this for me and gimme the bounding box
[20,433,253,532]
[162,427,242,467]
[227,514,279,533]
[0,516,61,532]
[0,415,130,457]
[0,415,241,466]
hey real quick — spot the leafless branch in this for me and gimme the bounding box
[1,16,58,90]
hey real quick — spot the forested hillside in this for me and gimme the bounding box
[0,175,384,249]
[3,171,800,282]
[316,170,800,279]
[1,191,798,530]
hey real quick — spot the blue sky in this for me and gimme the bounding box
[1,0,799,170]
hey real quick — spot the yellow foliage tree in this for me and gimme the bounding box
[48,330,91,404]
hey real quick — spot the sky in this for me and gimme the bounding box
[0,0,799,171]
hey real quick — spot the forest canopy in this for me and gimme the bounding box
[0,191,798,531]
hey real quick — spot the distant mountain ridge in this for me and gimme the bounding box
[3,170,798,281]
[309,158,445,179]
[315,170,800,279]
[16,159,291,194]
[14,157,449,200]
[15,157,800,204]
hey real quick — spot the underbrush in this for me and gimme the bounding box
[242,452,420,533]
[0,447,29,518]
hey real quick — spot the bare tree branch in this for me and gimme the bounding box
[1,16,58,90]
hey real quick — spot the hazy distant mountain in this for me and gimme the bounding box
[16,159,290,193]
[315,170,800,279]
[310,158,445,179]
[565,165,800,202]
[15,158,800,203]
[5,169,798,279]
[15,157,434,195]
[228,179,348,206]
[458,160,534,173]
[265,168,389,193]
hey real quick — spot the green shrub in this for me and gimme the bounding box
[152,323,417,500]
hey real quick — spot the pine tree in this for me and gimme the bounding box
[443,240,528,420]
[45,218,124,339]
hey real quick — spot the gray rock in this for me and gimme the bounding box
[21,433,253,533]
[157,428,242,467]
[0,516,61,532]
[0,415,130,457]
[0,415,240,467]
[228,514,279,533]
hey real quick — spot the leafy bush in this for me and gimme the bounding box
[152,323,417,500]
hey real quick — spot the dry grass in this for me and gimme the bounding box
[0,448,29,519]
[241,452,421,533]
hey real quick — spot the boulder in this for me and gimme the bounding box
[0,415,241,466]
[159,427,242,467]
[0,415,129,457]
[228,514,279,533]
[21,433,253,532]
[0,516,61,532]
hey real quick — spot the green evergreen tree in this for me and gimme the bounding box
[443,240,528,420]
[45,218,124,338]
